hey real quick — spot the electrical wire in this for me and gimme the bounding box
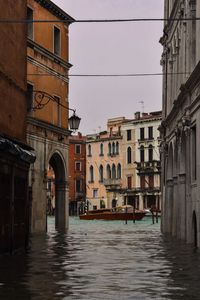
[27,72,191,78]
[1,17,200,24]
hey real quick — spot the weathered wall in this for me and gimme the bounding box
[0,0,27,141]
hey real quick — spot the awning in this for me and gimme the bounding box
[0,136,36,164]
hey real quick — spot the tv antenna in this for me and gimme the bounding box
[139,101,144,113]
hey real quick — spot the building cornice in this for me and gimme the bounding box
[34,0,75,24]
[27,116,71,136]
[27,39,72,70]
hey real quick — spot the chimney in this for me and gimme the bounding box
[134,111,140,120]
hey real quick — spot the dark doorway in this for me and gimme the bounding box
[192,211,198,248]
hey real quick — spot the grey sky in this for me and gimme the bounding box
[53,0,164,134]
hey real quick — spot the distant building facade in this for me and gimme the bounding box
[121,112,161,210]
[0,0,35,253]
[160,0,200,246]
[86,113,161,211]
[27,0,74,232]
[68,133,86,215]
[86,118,125,210]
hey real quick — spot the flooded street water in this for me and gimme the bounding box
[0,217,200,300]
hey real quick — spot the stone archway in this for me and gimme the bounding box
[49,152,68,231]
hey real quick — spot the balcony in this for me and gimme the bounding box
[135,161,161,174]
[103,178,122,189]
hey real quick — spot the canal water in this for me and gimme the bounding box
[0,217,200,300]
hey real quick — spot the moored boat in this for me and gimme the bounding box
[79,205,146,221]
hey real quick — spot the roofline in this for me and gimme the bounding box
[34,0,75,23]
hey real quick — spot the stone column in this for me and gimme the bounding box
[55,180,68,231]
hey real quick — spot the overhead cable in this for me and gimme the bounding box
[1,17,200,24]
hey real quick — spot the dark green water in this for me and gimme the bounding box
[0,217,199,300]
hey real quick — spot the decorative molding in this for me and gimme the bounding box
[34,0,75,23]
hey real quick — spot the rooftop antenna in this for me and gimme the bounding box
[139,101,144,113]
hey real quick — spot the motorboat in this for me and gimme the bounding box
[79,205,146,221]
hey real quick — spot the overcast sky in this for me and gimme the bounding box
[53,0,164,134]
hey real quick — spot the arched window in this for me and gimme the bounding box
[89,165,94,182]
[116,142,119,154]
[117,163,121,179]
[140,146,145,162]
[108,143,111,155]
[148,144,153,162]
[99,165,103,182]
[112,164,116,179]
[100,143,104,156]
[88,144,92,156]
[127,147,132,164]
[106,164,111,179]
[112,142,115,155]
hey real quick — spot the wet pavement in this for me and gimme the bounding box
[0,217,200,300]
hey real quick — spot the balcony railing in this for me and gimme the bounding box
[103,178,122,187]
[135,160,161,173]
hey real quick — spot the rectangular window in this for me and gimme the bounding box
[27,83,33,112]
[140,128,145,140]
[127,176,132,189]
[191,125,197,181]
[54,96,61,127]
[93,189,98,198]
[76,179,81,193]
[75,144,81,154]
[27,7,33,40]
[148,175,154,188]
[127,130,132,141]
[148,127,153,139]
[140,175,145,189]
[75,161,81,171]
[54,26,61,56]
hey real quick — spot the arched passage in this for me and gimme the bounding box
[49,152,67,231]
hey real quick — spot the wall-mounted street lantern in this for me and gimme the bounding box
[33,90,81,131]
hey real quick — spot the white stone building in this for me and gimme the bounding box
[160,0,200,246]
[121,111,161,210]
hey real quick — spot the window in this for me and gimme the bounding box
[54,96,61,126]
[100,143,104,156]
[117,164,121,179]
[99,165,103,182]
[112,164,116,179]
[75,144,81,154]
[108,143,111,155]
[107,165,111,179]
[148,145,153,162]
[75,161,81,171]
[54,26,61,56]
[191,125,197,181]
[140,146,145,162]
[127,130,132,141]
[89,165,94,182]
[27,7,33,39]
[27,83,33,112]
[93,189,98,198]
[140,128,145,140]
[88,144,91,156]
[76,179,81,193]
[148,126,153,139]
[112,142,115,155]
[140,175,145,189]
[116,142,119,154]
[148,175,154,188]
[127,176,132,189]
[127,147,132,164]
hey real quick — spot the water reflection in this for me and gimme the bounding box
[0,217,200,299]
